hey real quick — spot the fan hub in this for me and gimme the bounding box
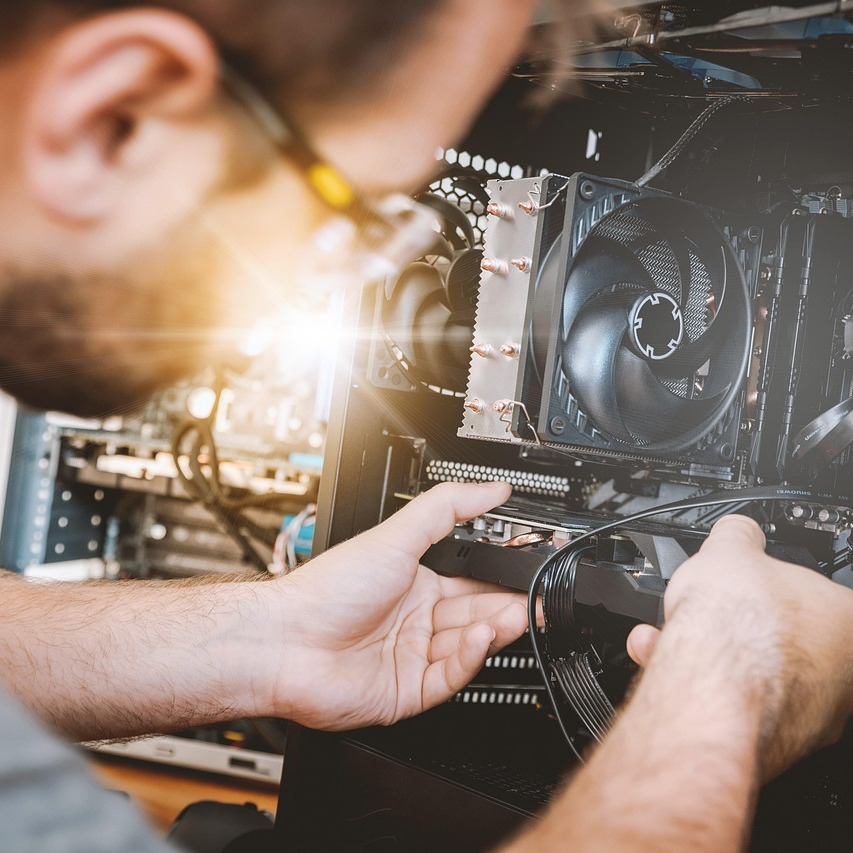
[629,292,684,361]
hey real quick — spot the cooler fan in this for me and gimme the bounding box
[558,197,751,452]
[380,190,483,392]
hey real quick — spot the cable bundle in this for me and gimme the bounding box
[171,379,317,573]
[528,486,821,762]
[541,546,590,657]
[551,652,614,744]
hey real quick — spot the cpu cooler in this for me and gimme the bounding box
[557,196,751,451]
[460,174,763,473]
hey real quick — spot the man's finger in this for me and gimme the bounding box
[429,601,528,662]
[436,577,542,626]
[371,482,512,557]
[422,622,495,709]
[627,624,661,667]
[437,575,513,598]
[432,591,527,633]
[701,514,766,554]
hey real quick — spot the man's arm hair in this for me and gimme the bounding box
[501,609,764,853]
[0,569,270,741]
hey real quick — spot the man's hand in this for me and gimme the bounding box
[0,481,522,741]
[263,481,528,731]
[504,516,853,853]
[627,515,853,780]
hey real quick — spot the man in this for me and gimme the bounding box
[0,0,537,737]
[0,2,850,851]
[0,1,535,848]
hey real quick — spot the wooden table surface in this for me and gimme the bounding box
[88,752,279,834]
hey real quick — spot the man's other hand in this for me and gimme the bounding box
[263,482,528,731]
[627,514,853,780]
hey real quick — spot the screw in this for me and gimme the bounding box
[499,343,520,358]
[481,257,508,275]
[464,398,485,414]
[759,266,773,282]
[550,417,566,435]
[510,257,532,272]
[579,181,596,200]
[748,226,761,243]
[487,201,512,219]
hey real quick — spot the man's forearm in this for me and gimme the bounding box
[503,621,764,852]
[0,571,271,741]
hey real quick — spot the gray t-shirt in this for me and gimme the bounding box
[0,683,176,852]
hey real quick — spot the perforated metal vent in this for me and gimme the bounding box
[453,688,543,706]
[432,149,526,247]
[427,460,574,499]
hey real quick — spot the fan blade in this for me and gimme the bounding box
[451,174,490,207]
[563,237,656,339]
[636,199,739,382]
[383,262,443,364]
[413,295,471,388]
[563,295,635,443]
[413,294,455,369]
[630,201,690,299]
[615,347,728,444]
[414,192,477,250]
[445,248,483,314]
[651,247,737,379]
[634,198,726,310]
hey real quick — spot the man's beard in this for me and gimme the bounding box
[0,233,244,418]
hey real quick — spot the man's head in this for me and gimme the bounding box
[0,0,535,416]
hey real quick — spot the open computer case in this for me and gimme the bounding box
[276,3,853,850]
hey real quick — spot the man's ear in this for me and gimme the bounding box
[24,9,219,223]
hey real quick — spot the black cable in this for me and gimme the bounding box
[169,380,285,572]
[528,485,837,760]
[542,546,593,656]
[529,572,585,763]
[541,545,615,740]
[636,95,748,188]
[182,428,270,572]
[173,420,314,513]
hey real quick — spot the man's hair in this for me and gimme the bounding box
[0,1,442,109]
